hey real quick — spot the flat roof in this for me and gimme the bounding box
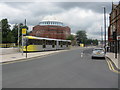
[25,36,71,42]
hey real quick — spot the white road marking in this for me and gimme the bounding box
[81,52,83,58]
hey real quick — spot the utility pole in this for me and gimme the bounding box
[103,7,107,53]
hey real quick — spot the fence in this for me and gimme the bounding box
[0,43,16,48]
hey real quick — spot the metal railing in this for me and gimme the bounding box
[0,43,16,48]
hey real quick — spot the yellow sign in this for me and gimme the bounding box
[80,44,84,47]
[22,28,27,34]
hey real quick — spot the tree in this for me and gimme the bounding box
[76,30,87,45]
[85,39,98,46]
[12,24,18,43]
[1,19,11,43]
[12,23,28,44]
[67,34,77,46]
[0,32,2,44]
[92,39,98,45]
[7,32,15,43]
[66,35,75,41]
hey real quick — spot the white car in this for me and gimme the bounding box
[91,48,105,59]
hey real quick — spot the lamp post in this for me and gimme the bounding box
[21,19,27,58]
[101,26,103,47]
[103,7,107,53]
[25,19,27,58]
[115,8,117,58]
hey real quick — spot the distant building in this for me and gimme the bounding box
[108,2,120,53]
[30,15,71,40]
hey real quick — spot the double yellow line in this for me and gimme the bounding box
[106,59,120,74]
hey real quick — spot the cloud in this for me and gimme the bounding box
[55,2,112,14]
[0,2,111,40]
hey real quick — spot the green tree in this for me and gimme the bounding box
[12,24,18,43]
[86,39,92,45]
[0,32,2,44]
[66,35,75,41]
[76,30,87,45]
[67,35,77,46]
[1,19,11,43]
[7,32,15,43]
[12,23,28,44]
[86,39,98,46]
[92,39,98,45]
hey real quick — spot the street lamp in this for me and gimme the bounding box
[101,26,103,47]
[103,6,107,54]
[115,8,118,58]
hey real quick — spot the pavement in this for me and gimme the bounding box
[0,48,19,55]
[0,46,94,64]
[0,48,69,63]
[105,52,120,70]
[2,47,118,88]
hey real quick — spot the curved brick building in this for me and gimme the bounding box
[30,15,71,40]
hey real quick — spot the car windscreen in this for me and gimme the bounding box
[93,49,104,52]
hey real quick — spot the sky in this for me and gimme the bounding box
[0,1,118,40]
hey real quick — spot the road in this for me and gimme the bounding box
[2,47,118,88]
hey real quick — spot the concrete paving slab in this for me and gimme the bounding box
[0,50,68,63]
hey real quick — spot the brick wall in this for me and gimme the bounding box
[30,25,71,40]
[108,2,120,52]
[108,3,120,41]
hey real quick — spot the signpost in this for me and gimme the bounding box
[18,24,20,52]
[22,28,27,35]
[22,28,27,58]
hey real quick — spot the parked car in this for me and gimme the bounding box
[91,48,105,59]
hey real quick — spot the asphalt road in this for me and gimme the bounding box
[2,47,118,88]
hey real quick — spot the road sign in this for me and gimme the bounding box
[22,28,27,35]
[117,36,120,40]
